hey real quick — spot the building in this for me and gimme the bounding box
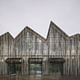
[0,21,80,76]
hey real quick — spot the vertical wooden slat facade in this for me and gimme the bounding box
[0,21,80,76]
[0,32,14,74]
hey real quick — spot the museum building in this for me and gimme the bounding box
[0,21,80,76]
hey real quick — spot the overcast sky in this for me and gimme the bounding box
[0,0,80,38]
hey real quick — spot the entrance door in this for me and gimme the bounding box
[28,58,42,75]
[49,62,63,76]
[48,58,65,76]
[6,58,23,75]
[29,63,42,75]
[7,63,21,75]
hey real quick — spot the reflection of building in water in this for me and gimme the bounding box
[0,21,80,76]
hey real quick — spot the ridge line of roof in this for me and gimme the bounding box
[0,32,14,39]
[0,21,79,40]
[50,21,69,37]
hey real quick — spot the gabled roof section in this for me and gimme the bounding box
[15,26,46,42]
[1,21,77,41]
[0,32,14,39]
[47,21,69,39]
[26,26,46,42]
[15,27,26,40]
[70,33,80,38]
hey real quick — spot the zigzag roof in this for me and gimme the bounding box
[0,21,79,41]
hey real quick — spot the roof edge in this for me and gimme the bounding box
[0,32,14,39]
[51,21,69,37]
[15,26,46,42]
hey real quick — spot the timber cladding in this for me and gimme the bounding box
[0,21,80,77]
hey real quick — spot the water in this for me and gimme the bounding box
[0,75,80,80]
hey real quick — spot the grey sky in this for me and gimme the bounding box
[0,0,80,38]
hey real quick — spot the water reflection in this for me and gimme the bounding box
[0,75,80,80]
